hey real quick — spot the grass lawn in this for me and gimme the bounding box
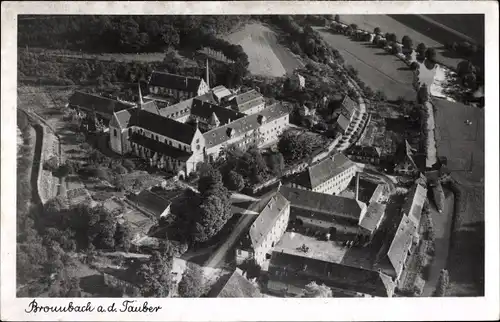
[433,98,484,296]
[225,22,303,77]
[315,27,415,100]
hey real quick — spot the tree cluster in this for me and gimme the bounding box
[131,251,174,297]
[445,41,479,57]
[433,269,449,297]
[181,166,233,243]
[263,15,343,65]
[218,146,285,188]
[177,264,206,298]
[278,129,323,164]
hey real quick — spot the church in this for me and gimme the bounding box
[109,67,290,179]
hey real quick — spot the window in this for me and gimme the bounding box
[128,128,132,136]
[113,129,117,137]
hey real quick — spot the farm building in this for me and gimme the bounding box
[279,186,367,235]
[347,145,382,165]
[266,251,395,297]
[289,153,357,195]
[209,268,261,298]
[235,192,290,267]
[358,202,386,238]
[67,91,135,124]
[334,95,362,135]
[147,66,210,101]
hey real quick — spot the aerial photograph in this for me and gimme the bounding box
[16,13,484,298]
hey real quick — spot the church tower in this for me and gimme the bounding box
[205,58,210,89]
[138,81,144,108]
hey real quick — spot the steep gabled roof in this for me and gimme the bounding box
[229,89,265,113]
[148,71,204,93]
[336,113,351,132]
[341,95,360,116]
[68,91,133,118]
[110,108,135,129]
[292,153,355,190]
[401,184,428,227]
[212,85,233,101]
[212,269,261,298]
[130,109,197,145]
[359,202,386,233]
[249,192,290,249]
[203,102,289,148]
[386,216,417,278]
[279,186,366,223]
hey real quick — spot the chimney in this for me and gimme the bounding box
[355,172,360,201]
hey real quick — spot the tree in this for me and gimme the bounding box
[223,170,245,192]
[349,23,358,31]
[114,222,132,252]
[334,15,340,23]
[198,166,224,194]
[136,251,174,297]
[416,43,427,60]
[267,152,285,177]
[374,27,381,35]
[304,281,332,297]
[44,156,59,172]
[417,84,429,104]
[177,264,205,297]
[410,61,420,71]
[425,48,437,63]
[433,269,449,297]
[193,193,232,243]
[457,60,476,78]
[386,33,397,44]
[402,35,413,52]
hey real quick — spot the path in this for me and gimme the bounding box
[203,188,278,272]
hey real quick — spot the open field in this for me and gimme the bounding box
[338,15,468,69]
[433,98,484,296]
[434,99,484,174]
[315,27,415,101]
[225,22,303,77]
[396,14,484,46]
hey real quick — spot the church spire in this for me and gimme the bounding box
[206,58,210,89]
[138,81,144,108]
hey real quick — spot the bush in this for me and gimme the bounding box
[44,156,59,172]
[55,163,71,178]
[112,164,128,175]
[121,159,136,171]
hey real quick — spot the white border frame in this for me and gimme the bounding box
[2,1,499,321]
